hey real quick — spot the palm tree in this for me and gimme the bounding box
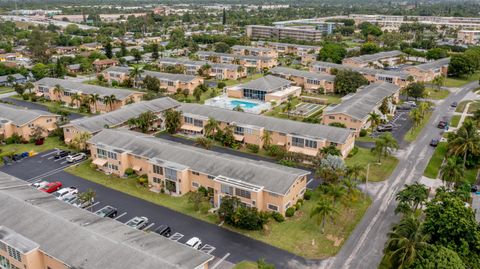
[53,84,64,101]
[409,108,422,128]
[24,82,34,94]
[418,102,431,117]
[440,157,464,188]
[310,198,337,234]
[165,109,182,134]
[342,178,359,197]
[204,118,220,138]
[448,120,480,167]
[233,105,244,112]
[385,216,429,269]
[71,132,92,151]
[346,164,365,182]
[260,130,272,149]
[371,132,399,163]
[89,93,100,113]
[130,66,144,88]
[102,94,118,111]
[368,112,381,132]
[326,184,347,206]
[136,111,158,133]
[432,75,445,91]
[70,93,82,107]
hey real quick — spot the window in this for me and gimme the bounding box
[153,165,163,175]
[285,201,291,209]
[234,126,244,135]
[221,184,234,195]
[328,116,335,119]
[268,204,279,211]
[165,168,177,181]
[235,188,251,199]
[7,246,21,262]
[193,119,203,127]
[192,171,200,176]
[184,117,193,124]
[207,175,215,180]
[0,255,10,269]
[192,181,199,188]
[107,164,118,171]
[97,149,117,159]
[153,177,162,184]
[243,88,267,101]
[167,81,174,86]
[292,137,304,147]
[305,139,317,148]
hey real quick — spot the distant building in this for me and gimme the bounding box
[269,67,335,93]
[246,25,323,42]
[92,59,119,72]
[153,5,171,16]
[403,58,450,83]
[342,50,404,68]
[458,30,480,45]
[0,73,26,86]
[226,75,301,103]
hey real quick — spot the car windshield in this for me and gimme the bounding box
[53,191,62,197]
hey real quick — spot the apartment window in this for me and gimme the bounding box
[192,171,200,176]
[153,165,163,175]
[167,81,174,86]
[328,116,335,119]
[97,149,117,159]
[268,204,279,212]
[192,181,200,188]
[0,255,10,269]
[207,175,215,180]
[153,177,162,184]
[184,116,194,124]
[165,168,177,181]
[292,137,304,147]
[285,201,291,209]
[305,139,317,149]
[244,128,253,135]
[7,246,21,262]
[235,188,251,199]
[107,164,118,171]
[221,184,234,195]
[193,119,203,127]
[27,123,34,128]
[234,126,244,135]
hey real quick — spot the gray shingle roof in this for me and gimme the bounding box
[63,97,180,133]
[0,172,213,269]
[158,58,240,71]
[88,129,310,194]
[324,82,400,120]
[179,103,353,144]
[0,73,25,83]
[406,58,450,71]
[345,50,403,64]
[270,67,335,82]
[238,75,291,92]
[36,78,141,100]
[0,103,57,126]
[312,61,410,79]
[105,66,198,83]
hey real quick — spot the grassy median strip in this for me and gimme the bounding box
[404,111,432,142]
[345,148,399,182]
[450,115,461,128]
[425,88,450,100]
[423,142,447,179]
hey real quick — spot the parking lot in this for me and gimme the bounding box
[0,150,309,268]
[371,110,412,147]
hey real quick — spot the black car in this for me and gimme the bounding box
[54,150,70,159]
[154,225,172,237]
[437,121,447,129]
[429,138,439,147]
[94,206,118,218]
[451,102,458,107]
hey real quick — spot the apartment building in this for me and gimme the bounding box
[103,66,204,94]
[196,51,278,70]
[342,50,404,68]
[255,41,321,56]
[62,97,180,143]
[458,30,480,44]
[269,66,335,93]
[0,172,213,269]
[226,75,301,103]
[322,83,401,135]
[92,59,119,72]
[0,103,59,140]
[246,25,323,42]
[0,53,18,62]
[88,129,310,215]
[35,78,145,113]
[403,58,450,82]
[0,73,26,87]
[157,58,247,80]
[54,46,78,54]
[310,61,410,87]
[231,45,278,58]
[178,103,355,158]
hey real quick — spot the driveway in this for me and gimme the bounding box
[0,149,317,268]
[1,97,85,120]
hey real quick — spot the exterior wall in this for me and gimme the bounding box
[405,66,447,83]
[226,88,244,99]
[0,116,59,140]
[0,247,68,269]
[62,125,83,143]
[322,112,367,136]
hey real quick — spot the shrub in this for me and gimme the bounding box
[22,94,30,100]
[348,146,359,158]
[359,129,367,137]
[267,145,287,159]
[198,186,208,197]
[271,211,285,222]
[285,207,295,217]
[5,134,22,144]
[111,80,119,87]
[296,199,304,208]
[277,159,296,167]
[304,189,313,200]
[246,144,259,153]
[124,168,136,176]
[137,177,148,186]
[217,82,226,89]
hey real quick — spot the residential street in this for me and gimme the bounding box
[321,81,480,269]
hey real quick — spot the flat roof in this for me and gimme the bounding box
[0,103,57,126]
[0,172,213,269]
[88,129,310,195]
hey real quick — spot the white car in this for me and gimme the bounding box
[125,216,149,230]
[53,187,78,200]
[185,237,202,250]
[66,153,86,163]
[31,181,49,189]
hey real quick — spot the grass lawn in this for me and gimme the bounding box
[444,72,480,87]
[222,74,264,86]
[0,137,68,162]
[66,160,371,259]
[450,115,461,127]
[425,88,450,100]
[0,87,13,94]
[10,95,90,115]
[355,135,377,143]
[233,261,258,269]
[423,142,447,178]
[174,87,220,104]
[404,111,432,142]
[302,93,343,104]
[345,147,399,182]
[467,101,480,114]
[455,100,470,113]
[263,97,302,120]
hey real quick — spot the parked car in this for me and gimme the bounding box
[451,101,458,107]
[377,124,394,132]
[39,182,62,193]
[437,121,447,129]
[54,150,71,159]
[66,153,86,163]
[404,101,417,108]
[31,181,49,189]
[72,197,94,209]
[429,138,440,147]
[185,237,202,250]
[154,225,172,237]
[125,216,149,230]
[95,206,118,218]
[53,187,78,200]
[62,195,78,204]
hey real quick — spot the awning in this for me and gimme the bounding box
[277,141,286,146]
[181,124,203,132]
[233,134,244,142]
[92,158,108,166]
[35,92,44,97]
[132,165,142,172]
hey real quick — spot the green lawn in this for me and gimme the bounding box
[444,72,480,87]
[355,135,377,143]
[66,160,371,259]
[173,87,220,104]
[345,147,399,182]
[425,88,450,100]
[404,111,432,142]
[455,100,470,113]
[467,101,480,114]
[450,115,461,127]
[302,93,343,105]
[222,73,264,86]
[263,97,302,120]
[0,137,68,163]
[10,95,90,115]
[424,142,447,179]
[233,261,258,269]
[0,87,13,94]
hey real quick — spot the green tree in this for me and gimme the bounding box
[102,94,117,111]
[28,28,49,63]
[204,118,220,138]
[89,93,100,113]
[71,132,91,151]
[409,108,422,128]
[188,191,205,211]
[104,42,113,59]
[214,42,230,53]
[310,198,337,234]
[70,92,82,107]
[130,66,144,88]
[318,43,347,64]
[368,112,381,132]
[408,245,465,269]
[359,22,383,39]
[77,189,96,210]
[448,54,476,78]
[143,75,160,92]
[334,69,368,95]
[405,83,425,101]
[165,109,182,134]
[371,132,399,163]
[31,63,50,79]
[193,85,203,102]
[426,48,448,60]
[326,184,347,206]
[261,130,272,149]
[395,182,429,215]
[448,119,480,167]
[440,157,464,188]
[360,42,382,55]
[151,43,159,61]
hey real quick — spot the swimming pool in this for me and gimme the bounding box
[230,100,259,109]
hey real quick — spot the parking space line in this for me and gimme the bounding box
[60,160,68,165]
[211,253,231,269]
[199,244,215,254]
[169,232,184,242]
[26,163,76,182]
[40,150,58,158]
[84,202,100,211]
[53,157,66,162]
[143,223,155,231]
[114,212,127,220]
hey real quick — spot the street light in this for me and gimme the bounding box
[365,163,371,200]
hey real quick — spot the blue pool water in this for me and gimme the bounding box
[230,100,259,109]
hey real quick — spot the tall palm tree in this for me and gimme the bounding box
[368,112,381,132]
[70,93,82,107]
[260,130,272,149]
[448,119,480,167]
[53,84,64,101]
[346,164,365,182]
[418,102,431,117]
[409,108,422,128]
[371,132,399,163]
[310,198,338,234]
[89,93,100,113]
[204,118,220,138]
[440,157,464,188]
[130,66,144,88]
[102,94,118,111]
[385,216,429,269]
[24,82,34,94]
[326,184,347,206]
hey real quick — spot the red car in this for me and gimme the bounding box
[39,182,62,193]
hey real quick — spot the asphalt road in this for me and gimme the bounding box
[1,97,85,120]
[322,81,479,269]
[0,149,317,268]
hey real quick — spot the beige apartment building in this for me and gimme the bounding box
[226,75,301,103]
[88,129,310,216]
[157,58,247,80]
[246,25,323,42]
[0,172,213,269]
[269,66,335,93]
[255,41,321,57]
[0,103,59,140]
[404,58,450,82]
[458,30,480,44]
[103,66,204,94]
[231,45,278,58]
[196,51,278,70]
[62,97,180,143]
[178,103,355,158]
[342,50,404,68]
[35,78,145,113]
[322,83,401,135]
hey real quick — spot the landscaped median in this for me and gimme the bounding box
[404,111,433,142]
[65,160,371,259]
